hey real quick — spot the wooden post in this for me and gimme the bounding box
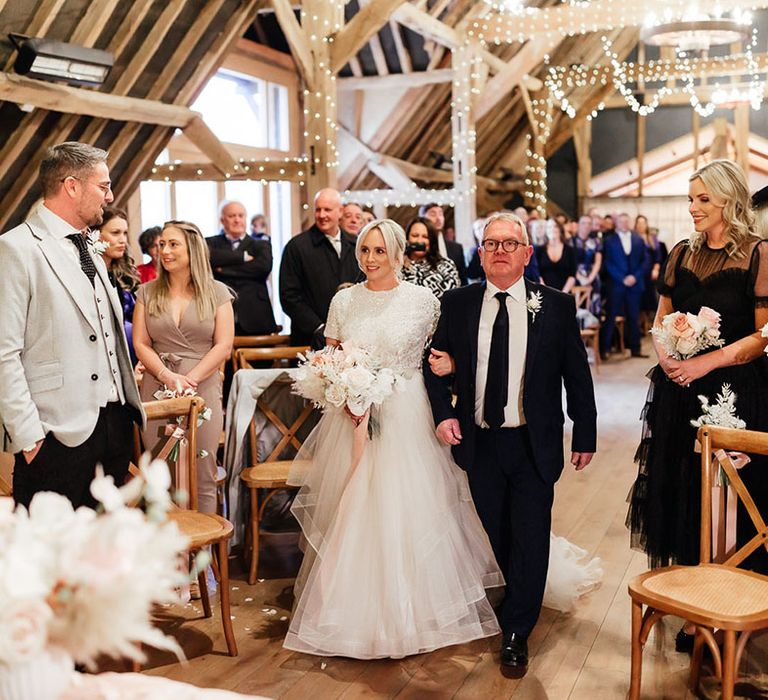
[302,0,341,193]
[692,110,701,170]
[451,44,478,247]
[573,120,592,212]
[734,104,750,174]
[636,109,646,197]
[524,96,553,216]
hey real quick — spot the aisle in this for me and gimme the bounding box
[143,350,766,699]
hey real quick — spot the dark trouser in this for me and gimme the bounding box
[13,402,134,510]
[469,426,554,637]
[600,283,642,354]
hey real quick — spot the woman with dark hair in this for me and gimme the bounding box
[535,219,577,292]
[98,206,140,363]
[635,214,668,317]
[137,225,161,283]
[399,217,460,298]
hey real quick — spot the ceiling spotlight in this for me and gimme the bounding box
[9,34,113,86]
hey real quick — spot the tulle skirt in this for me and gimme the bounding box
[283,374,504,659]
[545,534,603,613]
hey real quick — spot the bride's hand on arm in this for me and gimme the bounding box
[428,349,455,377]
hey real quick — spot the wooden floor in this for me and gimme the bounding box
[143,346,768,699]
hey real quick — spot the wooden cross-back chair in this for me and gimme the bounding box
[236,346,315,584]
[230,333,291,373]
[628,425,768,700]
[571,285,600,371]
[235,345,310,371]
[134,396,237,657]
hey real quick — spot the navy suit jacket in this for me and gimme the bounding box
[603,232,647,293]
[423,280,597,484]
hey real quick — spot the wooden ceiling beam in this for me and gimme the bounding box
[269,0,314,88]
[337,68,453,90]
[181,114,238,174]
[329,0,407,74]
[145,160,304,182]
[469,0,768,43]
[0,72,196,127]
[69,0,121,45]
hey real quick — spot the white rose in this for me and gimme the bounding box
[90,468,124,513]
[0,600,52,664]
[676,338,697,356]
[344,366,374,394]
[347,397,368,416]
[324,383,347,408]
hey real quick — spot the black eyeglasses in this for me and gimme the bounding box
[481,238,527,253]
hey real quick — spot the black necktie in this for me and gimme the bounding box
[66,232,97,287]
[484,292,509,429]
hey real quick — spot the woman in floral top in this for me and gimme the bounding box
[400,217,461,298]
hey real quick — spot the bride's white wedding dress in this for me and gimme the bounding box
[283,281,601,659]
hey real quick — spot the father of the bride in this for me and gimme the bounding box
[424,212,597,673]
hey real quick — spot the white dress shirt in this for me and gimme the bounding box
[475,276,527,428]
[37,204,123,405]
[437,231,448,258]
[325,231,341,256]
[618,230,632,256]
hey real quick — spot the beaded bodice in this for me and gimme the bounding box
[324,281,440,373]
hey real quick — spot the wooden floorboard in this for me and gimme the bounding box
[138,345,768,698]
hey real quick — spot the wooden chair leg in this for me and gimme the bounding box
[210,545,221,583]
[248,487,260,585]
[198,565,212,618]
[629,599,643,700]
[721,629,736,700]
[592,333,600,372]
[218,538,238,656]
[689,628,704,693]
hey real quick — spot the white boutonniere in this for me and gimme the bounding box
[89,230,110,255]
[526,290,543,322]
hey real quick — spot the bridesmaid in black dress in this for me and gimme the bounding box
[626,159,768,650]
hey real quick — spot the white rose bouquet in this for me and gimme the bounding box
[293,342,398,436]
[651,306,724,360]
[0,457,188,669]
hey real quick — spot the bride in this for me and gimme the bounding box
[283,219,600,660]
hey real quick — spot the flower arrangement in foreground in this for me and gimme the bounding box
[652,306,724,360]
[0,456,188,669]
[293,342,399,435]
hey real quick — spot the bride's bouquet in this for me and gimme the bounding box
[293,343,398,430]
[651,306,724,359]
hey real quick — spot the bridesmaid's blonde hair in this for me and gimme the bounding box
[145,220,218,320]
[689,159,755,258]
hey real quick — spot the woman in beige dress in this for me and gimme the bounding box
[133,220,234,513]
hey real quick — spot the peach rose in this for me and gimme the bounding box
[672,314,696,340]
[697,306,721,330]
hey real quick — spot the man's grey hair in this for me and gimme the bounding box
[482,212,529,245]
[39,142,109,198]
[219,200,246,218]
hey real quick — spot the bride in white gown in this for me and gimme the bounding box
[284,220,600,660]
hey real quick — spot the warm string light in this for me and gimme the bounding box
[149,156,307,184]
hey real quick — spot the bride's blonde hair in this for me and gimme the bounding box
[355,219,406,273]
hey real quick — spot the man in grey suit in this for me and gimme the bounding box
[0,142,144,509]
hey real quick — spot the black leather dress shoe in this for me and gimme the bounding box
[500,632,529,668]
[631,350,650,358]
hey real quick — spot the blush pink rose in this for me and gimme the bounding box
[672,314,695,340]
[697,306,721,330]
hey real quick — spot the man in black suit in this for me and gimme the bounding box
[206,200,276,336]
[279,188,360,347]
[420,203,468,285]
[423,212,597,673]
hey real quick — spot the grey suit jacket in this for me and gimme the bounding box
[0,209,145,452]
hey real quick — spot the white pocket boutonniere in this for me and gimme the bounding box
[527,290,543,322]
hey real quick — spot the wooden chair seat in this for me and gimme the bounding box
[241,459,312,489]
[168,511,234,550]
[631,564,768,627]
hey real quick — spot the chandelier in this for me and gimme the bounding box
[641,17,751,53]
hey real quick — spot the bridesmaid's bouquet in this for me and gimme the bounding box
[652,306,724,359]
[293,343,398,421]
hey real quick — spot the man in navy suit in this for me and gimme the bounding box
[600,213,648,359]
[423,212,596,674]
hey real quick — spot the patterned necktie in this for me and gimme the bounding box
[66,232,97,286]
[484,292,510,429]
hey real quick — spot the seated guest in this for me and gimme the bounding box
[536,219,577,293]
[400,217,460,299]
[420,203,468,285]
[137,225,161,283]
[250,213,269,241]
[341,202,365,236]
[206,200,276,336]
[133,220,234,514]
[279,188,360,347]
[98,206,140,363]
